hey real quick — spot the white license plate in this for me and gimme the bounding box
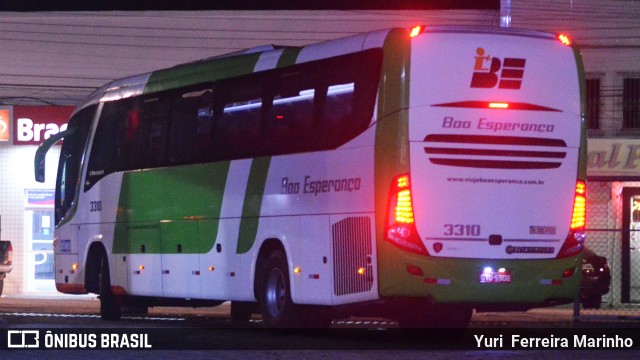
[479,271,512,284]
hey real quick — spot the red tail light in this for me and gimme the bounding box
[557,180,586,258]
[385,174,429,256]
[558,34,572,46]
[571,180,586,230]
[409,25,425,38]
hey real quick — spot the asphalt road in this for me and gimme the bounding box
[0,294,639,359]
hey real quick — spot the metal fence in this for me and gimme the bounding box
[575,228,640,321]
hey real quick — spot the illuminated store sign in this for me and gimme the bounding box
[0,109,10,142]
[13,106,74,146]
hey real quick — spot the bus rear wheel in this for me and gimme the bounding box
[258,251,297,328]
[257,251,332,329]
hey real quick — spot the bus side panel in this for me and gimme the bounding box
[60,172,127,294]
[259,144,377,305]
[54,223,84,293]
[197,159,254,301]
[200,218,249,301]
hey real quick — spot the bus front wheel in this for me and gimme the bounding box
[98,254,122,321]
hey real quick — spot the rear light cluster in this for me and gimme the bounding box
[409,25,425,38]
[557,180,586,258]
[385,174,429,256]
[558,34,572,46]
[571,180,586,230]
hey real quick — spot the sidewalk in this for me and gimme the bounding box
[0,293,231,317]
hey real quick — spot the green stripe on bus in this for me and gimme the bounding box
[144,53,263,94]
[113,162,230,254]
[373,29,413,297]
[277,47,302,68]
[235,48,299,254]
[236,157,271,254]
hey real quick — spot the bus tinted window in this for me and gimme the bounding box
[170,87,214,164]
[86,96,168,190]
[217,76,263,160]
[84,49,382,189]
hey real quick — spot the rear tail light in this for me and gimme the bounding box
[409,25,425,38]
[557,180,586,258]
[385,174,429,256]
[558,34,572,46]
[571,180,586,230]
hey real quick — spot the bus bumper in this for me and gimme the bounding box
[378,252,582,309]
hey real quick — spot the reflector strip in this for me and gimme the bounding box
[424,278,452,285]
[423,134,567,170]
[424,147,566,159]
[430,158,561,169]
[424,134,567,147]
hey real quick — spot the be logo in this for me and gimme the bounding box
[470,47,526,90]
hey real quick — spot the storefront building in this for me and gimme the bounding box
[587,139,640,305]
[0,105,72,294]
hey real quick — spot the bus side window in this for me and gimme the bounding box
[323,82,355,147]
[129,97,168,169]
[265,71,316,155]
[169,87,214,165]
[216,76,263,161]
[86,99,132,188]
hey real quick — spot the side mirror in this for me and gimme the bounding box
[34,127,75,183]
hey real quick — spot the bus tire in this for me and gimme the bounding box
[98,254,122,321]
[258,251,297,328]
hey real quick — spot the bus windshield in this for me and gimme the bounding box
[54,105,95,225]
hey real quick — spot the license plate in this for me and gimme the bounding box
[479,271,512,284]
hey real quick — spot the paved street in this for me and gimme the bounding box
[1,294,639,359]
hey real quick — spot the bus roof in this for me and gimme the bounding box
[71,26,569,117]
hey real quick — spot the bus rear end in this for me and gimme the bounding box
[379,27,585,312]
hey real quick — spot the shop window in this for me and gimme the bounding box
[623,77,640,129]
[586,78,601,130]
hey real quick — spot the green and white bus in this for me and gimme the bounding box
[35,26,587,328]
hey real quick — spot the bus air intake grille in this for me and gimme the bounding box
[423,134,567,169]
[332,217,373,296]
